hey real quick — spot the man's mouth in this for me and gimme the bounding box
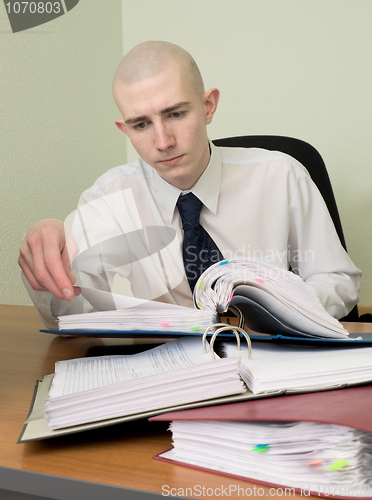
[159,155,184,167]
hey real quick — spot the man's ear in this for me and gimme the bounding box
[115,119,128,135]
[203,88,220,125]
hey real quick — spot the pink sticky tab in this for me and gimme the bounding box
[159,322,170,327]
[255,278,265,284]
[229,292,234,302]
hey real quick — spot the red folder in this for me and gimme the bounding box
[150,384,372,431]
[150,385,372,500]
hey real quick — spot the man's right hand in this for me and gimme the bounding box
[18,219,80,301]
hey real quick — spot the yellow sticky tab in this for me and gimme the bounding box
[327,461,348,471]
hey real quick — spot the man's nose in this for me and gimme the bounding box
[154,123,175,151]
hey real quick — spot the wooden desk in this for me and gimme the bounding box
[0,305,371,500]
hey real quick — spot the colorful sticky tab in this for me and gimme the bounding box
[255,278,265,283]
[251,444,271,452]
[228,292,234,303]
[190,326,200,331]
[219,260,229,265]
[159,322,170,327]
[326,461,348,471]
[196,301,202,309]
[198,280,203,290]
[306,461,322,466]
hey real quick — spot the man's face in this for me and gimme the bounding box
[114,63,218,190]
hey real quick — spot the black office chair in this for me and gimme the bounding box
[212,135,359,322]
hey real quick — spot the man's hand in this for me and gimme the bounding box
[18,219,80,301]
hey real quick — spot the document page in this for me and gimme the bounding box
[49,337,211,398]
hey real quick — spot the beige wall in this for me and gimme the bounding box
[122,0,372,307]
[1,1,371,308]
[0,1,125,305]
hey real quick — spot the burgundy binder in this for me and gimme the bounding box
[150,384,372,431]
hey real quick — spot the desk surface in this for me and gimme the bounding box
[1,304,371,500]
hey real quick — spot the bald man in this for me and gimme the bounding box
[19,41,361,328]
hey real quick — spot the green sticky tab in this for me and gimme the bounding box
[327,461,348,471]
[198,280,203,290]
[251,444,270,452]
[190,326,200,331]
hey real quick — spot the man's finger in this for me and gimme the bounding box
[29,234,74,300]
[18,219,79,301]
[18,255,49,292]
[43,246,76,301]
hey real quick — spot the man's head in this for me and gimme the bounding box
[113,41,219,190]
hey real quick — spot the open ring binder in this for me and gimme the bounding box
[202,323,252,361]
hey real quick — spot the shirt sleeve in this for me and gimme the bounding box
[286,163,361,319]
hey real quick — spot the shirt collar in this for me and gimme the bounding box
[154,141,222,222]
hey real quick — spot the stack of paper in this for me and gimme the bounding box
[58,287,217,333]
[194,259,348,338]
[58,308,217,333]
[160,420,372,494]
[44,337,245,429]
[222,341,372,394]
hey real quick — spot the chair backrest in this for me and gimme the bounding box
[212,135,358,321]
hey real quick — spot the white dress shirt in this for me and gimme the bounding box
[24,143,361,328]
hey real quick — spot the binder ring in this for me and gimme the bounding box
[202,324,252,361]
[203,323,238,351]
[227,305,245,329]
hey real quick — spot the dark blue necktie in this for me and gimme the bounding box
[176,192,224,292]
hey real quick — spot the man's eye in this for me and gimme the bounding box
[170,111,184,119]
[134,122,147,130]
